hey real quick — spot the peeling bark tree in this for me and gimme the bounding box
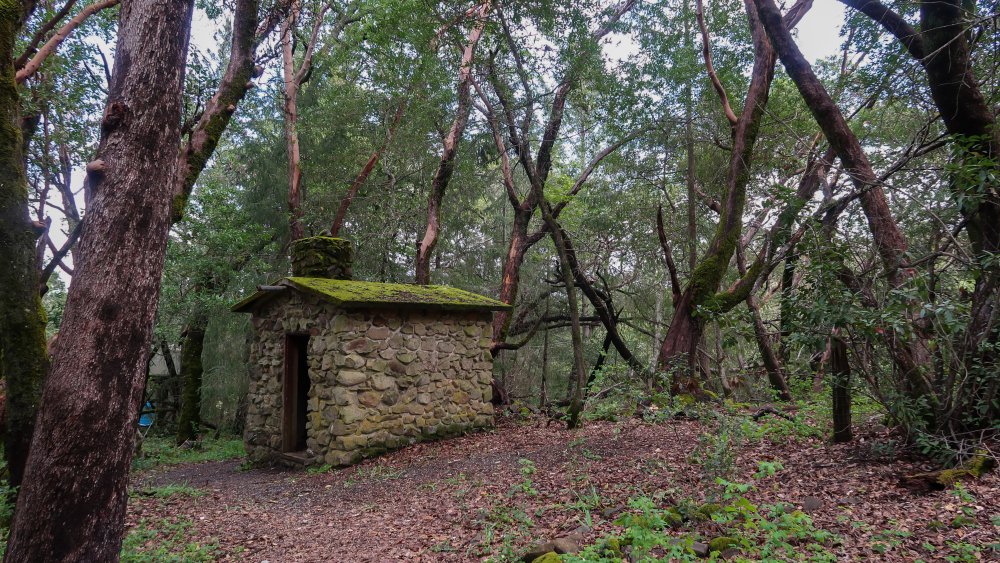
[15,0,121,85]
[479,1,639,354]
[0,0,48,490]
[281,1,355,240]
[3,0,195,558]
[657,0,782,394]
[414,0,491,285]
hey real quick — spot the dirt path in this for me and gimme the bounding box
[127,417,999,562]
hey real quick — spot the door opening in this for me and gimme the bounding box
[282,334,310,452]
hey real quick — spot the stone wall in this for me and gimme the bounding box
[244,291,494,466]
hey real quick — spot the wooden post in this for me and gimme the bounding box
[831,337,852,442]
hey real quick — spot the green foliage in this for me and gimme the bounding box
[120,517,219,562]
[567,479,839,562]
[132,435,244,472]
[41,275,67,337]
[512,459,539,497]
[131,483,204,499]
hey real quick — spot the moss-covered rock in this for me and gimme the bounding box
[291,236,353,280]
[665,507,685,526]
[693,503,723,522]
[530,552,561,563]
[708,536,739,552]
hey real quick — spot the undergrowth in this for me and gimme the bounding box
[121,516,219,562]
[132,435,244,472]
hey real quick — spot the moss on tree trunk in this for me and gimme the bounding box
[176,313,207,444]
[0,0,49,490]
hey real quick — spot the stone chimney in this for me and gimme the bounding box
[290,236,353,280]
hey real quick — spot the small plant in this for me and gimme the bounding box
[511,459,538,497]
[871,528,912,554]
[121,516,219,562]
[948,483,979,529]
[753,460,784,479]
[343,463,403,487]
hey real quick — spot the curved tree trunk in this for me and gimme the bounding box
[4,0,194,558]
[658,0,778,394]
[172,0,261,222]
[490,206,532,353]
[414,0,491,284]
[0,2,48,491]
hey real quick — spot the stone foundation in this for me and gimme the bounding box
[244,292,494,467]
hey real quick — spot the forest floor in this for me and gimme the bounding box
[127,410,1000,562]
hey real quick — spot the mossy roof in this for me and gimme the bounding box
[232,277,511,313]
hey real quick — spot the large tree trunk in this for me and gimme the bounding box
[414,0,491,284]
[0,2,49,491]
[4,0,194,558]
[657,0,778,393]
[175,312,207,444]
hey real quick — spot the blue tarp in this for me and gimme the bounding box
[139,401,155,428]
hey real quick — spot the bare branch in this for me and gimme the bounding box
[696,0,738,126]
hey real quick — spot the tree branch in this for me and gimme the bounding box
[14,0,77,70]
[16,0,120,84]
[696,0,738,126]
[836,0,924,59]
[657,204,682,306]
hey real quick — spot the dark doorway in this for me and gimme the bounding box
[282,334,310,452]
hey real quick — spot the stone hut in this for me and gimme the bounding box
[233,237,509,467]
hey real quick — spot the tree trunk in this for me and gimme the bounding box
[331,98,407,236]
[490,206,532,353]
[281,9,304,241]
[658,0,778,393]
[748,293,791,401]
[736,245,792,401]
[176,312,207,444]
[754,0,934,399]
[778,252,797,362]
[156,338,180,427]
[4,0,194,558]
[0,2,49,491]
[414,0,491,284]
[831,337,852,442]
